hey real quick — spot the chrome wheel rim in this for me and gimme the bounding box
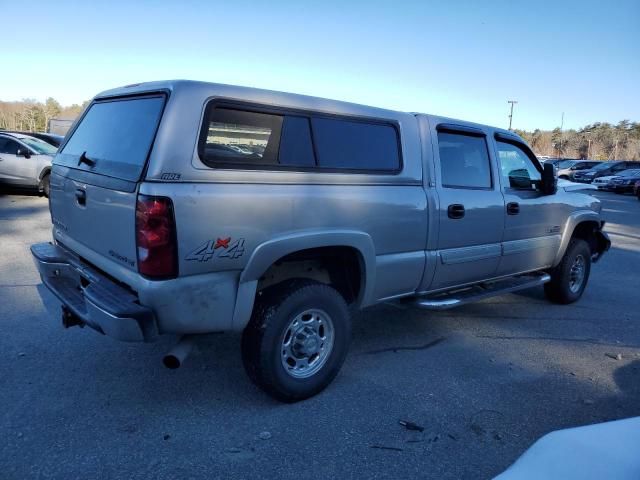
[569,254,586,293]
[280,309,334,379]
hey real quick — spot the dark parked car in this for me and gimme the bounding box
[556,160,601,180]
[573,161,640,183]
[0,130,64,148]
[610,169,640,194]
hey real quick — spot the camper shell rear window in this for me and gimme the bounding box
[56,94,166,182]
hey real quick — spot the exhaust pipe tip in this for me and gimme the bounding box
[162,354,181,369]
[162,335,195,370]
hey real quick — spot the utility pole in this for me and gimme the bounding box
[507,100,518,130]
[557,112,564,159]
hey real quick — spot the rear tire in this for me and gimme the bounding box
[241,279,351,402]
[544,239,591,304]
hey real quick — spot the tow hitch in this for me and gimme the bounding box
[61,306,84,329]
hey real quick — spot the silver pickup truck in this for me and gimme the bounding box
[31,80,610,402]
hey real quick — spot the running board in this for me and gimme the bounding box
[409,273,551,311]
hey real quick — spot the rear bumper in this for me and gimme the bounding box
[31,242,158,342]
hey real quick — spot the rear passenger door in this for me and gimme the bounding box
[430,125,504,290]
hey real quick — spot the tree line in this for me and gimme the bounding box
[1,97,639,161]
[0,98,88,133]
[515,120,640,160]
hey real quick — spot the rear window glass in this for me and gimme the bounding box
[57,95,165,181]
[311,117,400,171]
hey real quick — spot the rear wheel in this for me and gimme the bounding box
[241,279,351,402]
[544,239,591,304]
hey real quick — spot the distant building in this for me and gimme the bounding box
[48,118,75,135]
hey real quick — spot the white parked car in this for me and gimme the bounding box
[0,132,57,196]
[592,175,618,190]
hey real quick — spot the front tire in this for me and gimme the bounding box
[544,239,591,304]
[40,173,50,197]
[241,280,351,402]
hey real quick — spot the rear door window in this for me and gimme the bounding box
[57,95,166,181]
[437,131,492,189]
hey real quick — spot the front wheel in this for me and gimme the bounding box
[241,280,351,402]
[40,173,50,197]
[544,239,591,304]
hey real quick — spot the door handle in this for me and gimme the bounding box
[75,188,86,206]
[507,202,520,215]
[447,204,465,219]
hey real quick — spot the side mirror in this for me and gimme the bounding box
[541,162,557,195]
[16,148,31,159]
[508,169,532,189]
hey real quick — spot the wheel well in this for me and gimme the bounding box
[39,167,51,181]
[257,246,363,304]
[571,221,600,254]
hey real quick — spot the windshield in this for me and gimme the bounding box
[558,160,576,168]
[619,169,640,177]
[57,95,166,181]
[20,136,57,155]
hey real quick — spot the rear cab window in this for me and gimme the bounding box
[56,94,166,181]
[198,103,401,173]
[436,130,492,189]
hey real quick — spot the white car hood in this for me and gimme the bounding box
[557,179,597,191]
[495,417,640,480]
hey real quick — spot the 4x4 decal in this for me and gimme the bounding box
[186,237,245,262]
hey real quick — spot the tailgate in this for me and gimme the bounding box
[50,93,167,272]
[50,170,139,272]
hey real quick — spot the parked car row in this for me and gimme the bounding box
[572,160,640,184]
[0,131,61,196]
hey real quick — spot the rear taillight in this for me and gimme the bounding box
[135,195,178,279]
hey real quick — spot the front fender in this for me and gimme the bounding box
[553,211,603,266]
[231,229,377,331]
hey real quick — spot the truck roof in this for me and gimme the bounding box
[95,79,521,141]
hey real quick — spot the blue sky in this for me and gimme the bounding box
[2,0,638,130]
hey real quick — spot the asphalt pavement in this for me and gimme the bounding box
[1,188,639,479]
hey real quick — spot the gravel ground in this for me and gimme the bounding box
[0,188,638,480]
